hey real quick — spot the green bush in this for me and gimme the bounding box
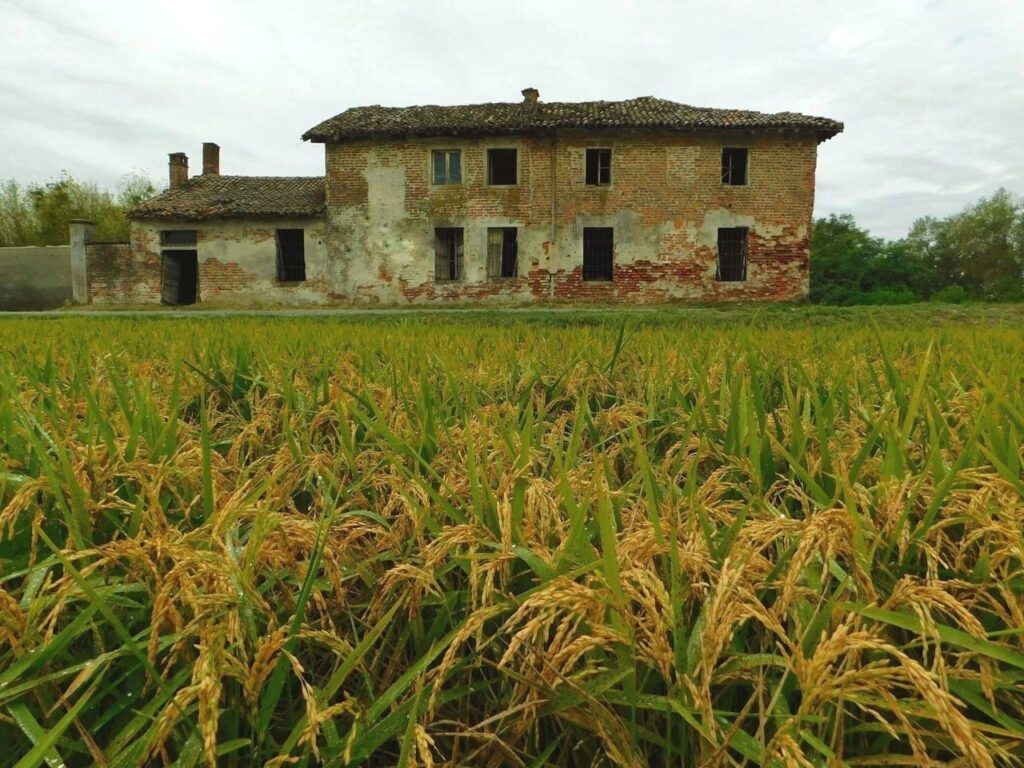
[852,288,918,305]
[930,284,968,304]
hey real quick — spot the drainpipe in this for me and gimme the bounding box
[549,135,556,297]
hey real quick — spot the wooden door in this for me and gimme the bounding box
[161,251,198,304]
[162,253,182,304]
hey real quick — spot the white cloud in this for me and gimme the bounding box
[0,0,1021,238]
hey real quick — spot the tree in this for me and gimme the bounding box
[809,213,887,304]
[0,180,38,248]
[117,174,158,210]
[948,189,1022,300]
[903,189,1023,301]
[0,173,159,247]
[812,190,1024,304]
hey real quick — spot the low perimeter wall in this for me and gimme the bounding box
[0,246,72,310]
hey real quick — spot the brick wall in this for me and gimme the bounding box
[124,218,330,304]
[88,241,159,303]
[324,131,821,303]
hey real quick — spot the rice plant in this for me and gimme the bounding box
[0,307,1022,767]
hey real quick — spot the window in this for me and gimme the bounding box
[160,230,197,247]
[717,227,748,281]
[585,148,612,186]
[276,229,306,282]
[432,150,462,185]
[487,148,517,185]
[582,227,614,281]
[487,227,518,278]
[434,227,464,281]
[721,147,748,186]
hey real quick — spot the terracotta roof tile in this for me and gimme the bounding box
[303,96,843,143]
[129,176,325,221]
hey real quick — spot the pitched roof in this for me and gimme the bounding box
[303,96,843,143]
[128,175,325,221]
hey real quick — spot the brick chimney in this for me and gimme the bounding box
[168,152,188,189]
[202,142,220,175]
[521,87,539,105]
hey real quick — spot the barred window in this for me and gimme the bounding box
[582,227,614,281]
[434,227,464,281]
[716,227,748,281]
[487,227,518,278]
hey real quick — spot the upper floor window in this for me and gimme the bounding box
[487,148,518,185]
[160,230,197,247]
[585,148,612,185]
[721,147,748,186]
[432,150,462,185]
[276,229,306,282]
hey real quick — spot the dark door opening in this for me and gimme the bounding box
[161,251,198,305]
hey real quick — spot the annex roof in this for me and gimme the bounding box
[303,96,843,143]
[129,175,326,221]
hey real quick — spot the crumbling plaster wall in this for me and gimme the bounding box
[123,218,329,304]
[324,131,819,303]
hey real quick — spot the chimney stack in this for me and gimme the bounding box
[521,87,539,105]
[202,142,220,175]
[168,152,188,190]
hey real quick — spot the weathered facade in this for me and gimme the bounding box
[120,91,842,305]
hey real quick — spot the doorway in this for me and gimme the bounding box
[161,251,198,305]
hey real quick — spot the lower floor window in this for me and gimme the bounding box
[434,227,464,281]
[716,227,748,282]
[276,229,306,282]
[583,227,614,281]
[487,227,518,278]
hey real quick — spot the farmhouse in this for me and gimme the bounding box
[104,88,842,305]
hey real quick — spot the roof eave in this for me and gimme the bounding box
[816,123,845,143]
[128,208,326,222]
[304,123,843,144]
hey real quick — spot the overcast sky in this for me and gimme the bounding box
[2,0,1022,238]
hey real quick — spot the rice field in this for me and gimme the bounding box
[1,306,1022,767]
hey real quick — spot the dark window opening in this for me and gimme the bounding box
[487,148,517,185]
[434,227,464,281]
[721,147,748,186]
[161,250,198,305]
[717,227,748,282]
[276,229,306,282]
[583,227,614,282]
[585,148,612,186]
[432,150,462,185]
[160,230,197,247]
[487,227,518,278]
